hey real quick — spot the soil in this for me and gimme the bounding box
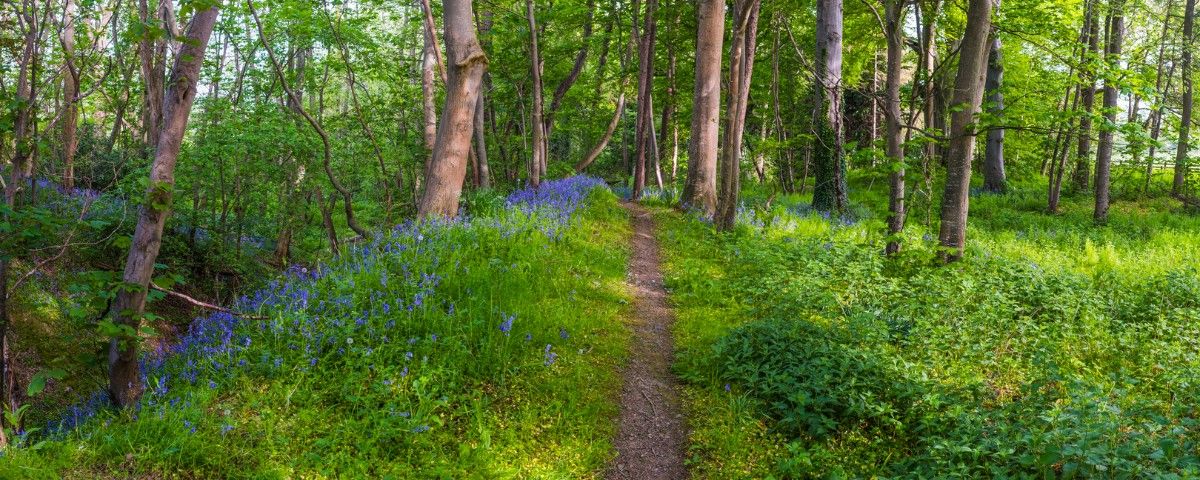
[606,203,687,480]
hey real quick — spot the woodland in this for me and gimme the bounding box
[2,0,1200,477]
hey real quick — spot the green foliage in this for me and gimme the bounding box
[656,178,1200,477]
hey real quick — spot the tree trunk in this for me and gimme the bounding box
[633,0,658,200]
[884,0,907,255]
[1094,0,1123,224]
[545,0,595,140]
[811,0,849,212]
[62,0,80,189]
[527,0,546,188]
[1074,8,1101,190]
[108,3,220,408]
[935,0,992,262]
[576,92,627,172]
[681,0,725,215]
[419,0,488,217]
[714,0,762,230]
[421,0,441,156]
[1174,0,1196,195]
[982,0,1006,193]
[137,0,166,147]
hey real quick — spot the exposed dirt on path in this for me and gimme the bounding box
[607,203,687,480]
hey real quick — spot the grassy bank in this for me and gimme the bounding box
[1,178,632,479]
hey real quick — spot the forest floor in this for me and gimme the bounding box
[607,203,687,480]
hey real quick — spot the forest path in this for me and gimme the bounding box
[607,203,688,480]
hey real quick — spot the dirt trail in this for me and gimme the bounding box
[607,203,687,480]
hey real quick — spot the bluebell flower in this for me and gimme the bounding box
[500,315,515,335]
[559,327,569,339]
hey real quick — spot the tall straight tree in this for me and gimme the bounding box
[883,0,907,254]
[812,0,849,212]
[419,0,488,217]
[108,1,220,408]
[982,0,1006,193]
[62,0,80,189]
[526,0,546,189]
[681,0,725,216]
[632,0,658,200]
[1074,5,1101,190]
[1174,0,1196,195]
[936,0,992,262]
[1094,0,1124,223]
[714,0,762,230]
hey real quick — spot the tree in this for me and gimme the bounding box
[883,0,907,254]
[1094,0,1124,224]
[936,0,993,262]
[527,0,547,189]
[811,0,849,213]
[418,0,488,217]
[714,0,762,230]
[1174,0,1196,195]
[982,0,1007,193]
[1073,4,1101,190]
[681,0,725,216]
[632,0,658,200]
[109,1,221,408]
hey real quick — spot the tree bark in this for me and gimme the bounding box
[681,0,725,215]
[418,0,488,217]
[545,0,595,140]
[811,0,849,212]
[108,2,220,408]
[714,0,762,230]
[62,0,80,189]
[1094,0,1123,223]
[1074,8,1101,190]
[936,0,992,262]
[576,92,627,172]
[527,0,546,188]
[884,0,907,255]
[632,0,658,200]
[982,0,1006,193]
[1174,0,1196,195]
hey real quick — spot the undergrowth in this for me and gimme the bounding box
[0,177,631,479]
[657,179,1200,478]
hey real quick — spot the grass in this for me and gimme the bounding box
[0,179,632,479]
[654,173,1200,478]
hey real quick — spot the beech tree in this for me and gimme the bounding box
[681,0,725,216]
[1174,0,1196,195]
[1094,0,1124,223]
[811,0,849,213]
[936,0,993,262]
[418,0,488,217]
[982,0,1007,193]
[714,0,762,230]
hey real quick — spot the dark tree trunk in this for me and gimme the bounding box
[1074,8,1101,190]
[982,0,1007,193]
[1094,0,1123,224]
[1174,0,1196,194]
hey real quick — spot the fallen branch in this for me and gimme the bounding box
[149,282,266,320]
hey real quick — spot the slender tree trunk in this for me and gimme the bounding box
[576,92,627,172]
[527,0,546,188]
[137,0,166,147]
[421,1,441,157]
[1174,0,1196,195]
[1094,0,1123,223]
[62,0,79,189]
[108,3,220,408]
[982,0,1006,193]
[936,0,992,262]
[681,0,725,215]
[812,0,849,212]
[633,0,659,200]
[884,0,907,255]
[1074,8,1101,190]
[419,0,488,217]
[251,2,367,238]
[714,0,762,230]
[545,0,595,140]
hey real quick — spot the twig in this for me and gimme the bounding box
[149,282,266,320]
